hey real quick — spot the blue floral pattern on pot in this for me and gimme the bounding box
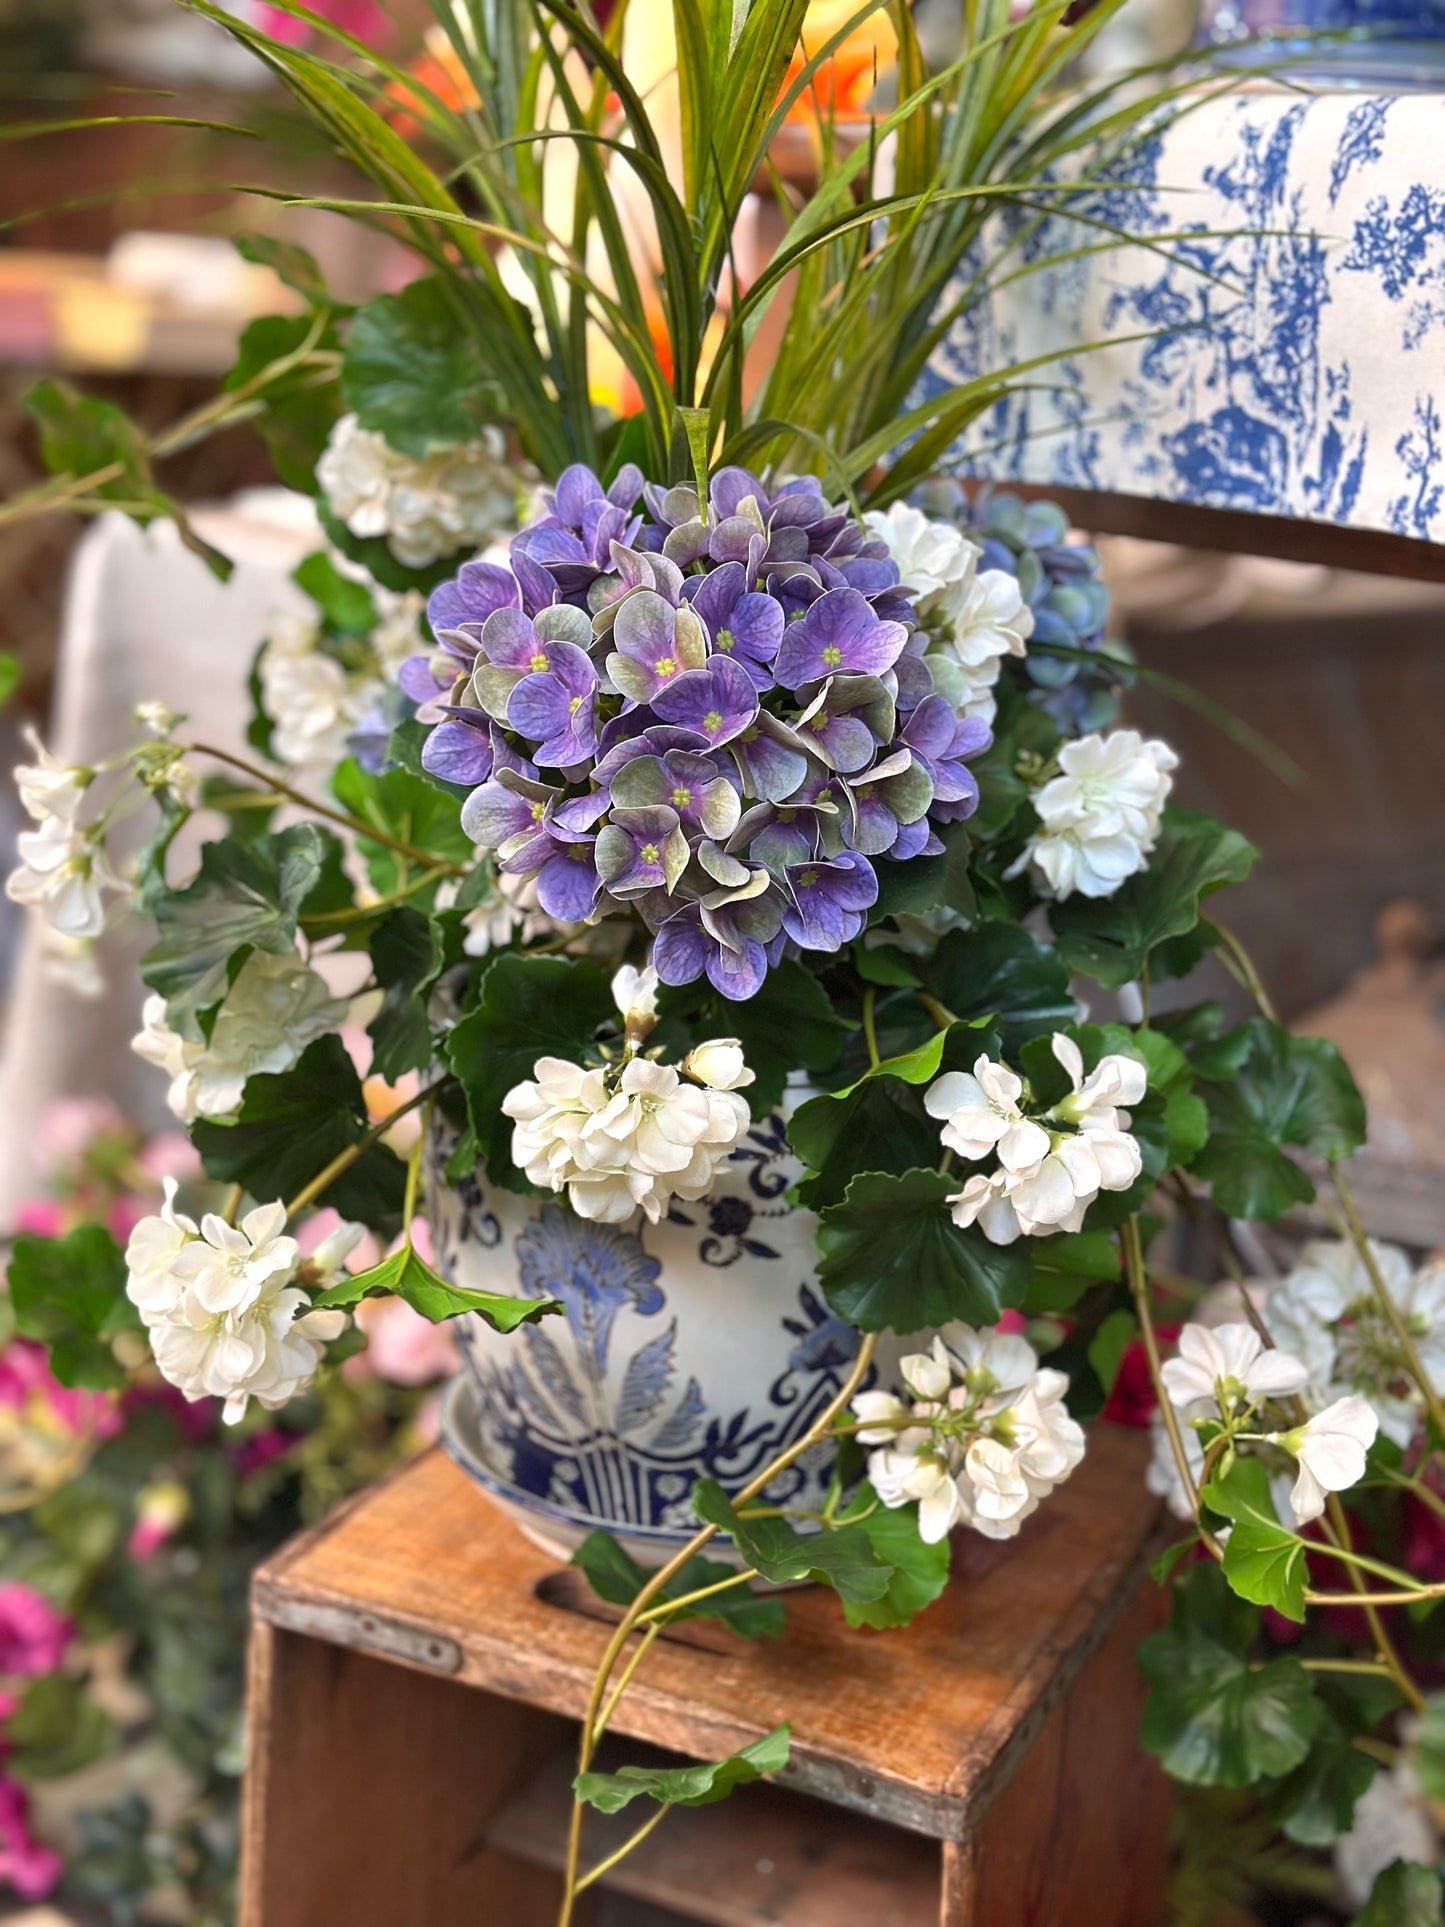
[433,1111,881,1552]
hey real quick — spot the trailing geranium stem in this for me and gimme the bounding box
[183,742,466,875]
[573,1803,674,1895]
[282,1081,442,1221]
[633,1571,758,1624]
[1122,1215,1202,1521]
[556,1331,880,1925]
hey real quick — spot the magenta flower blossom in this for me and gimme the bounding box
[0,1777,62,1902]
[0,1583,72,1678]
[651,656,759,750]
[772,588,908,691]
[782,852,878,949]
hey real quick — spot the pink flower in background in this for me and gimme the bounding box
[36,1097,126,1176]
[345,1294,458,1389]
[135,1132,203,1185]
[0,1340,120,1444]
[0,1776,62,1902]
[0,1585,72,1678]
[126,1483,189,1564]
[295,1207,379,1273]
[11,1201,62,1238]
[230,1428,297,1480]
[255,0,386,47]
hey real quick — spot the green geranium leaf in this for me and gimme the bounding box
[927,923,1076,1058]
[314,1239,557,1331]
[293,550,377,636]
[1050,809,1259,989]
[142,824,328,1015]
[815,1168,1029,1333]
[1139,1563,1322,1786]
[870,817,976,922]
[1353,1863,1445,1926]
[693,1480,894,1604]
[0,653,19,709]
[853,945,921,988]
[191,1035,406,1235]
[790,1076,941,1213]
[222,312,343,495]
[330,758,471,898]
[234,231,341,310]
[445,955,616,1184]
[571,1533,786,1641]
[575,1723,791,1814]
[367,908,444,1083]
[1086,1309,1137,1397]
[1205,1458,1309,1623]
[840,1493,950,1631]
[1266,1706,1379,1847]
[1192,1019,1368,1219]
[341,277,505,455]
[5,1674,116,1782]
[1024,1228,1122,1312]
[8,1226,138,1390]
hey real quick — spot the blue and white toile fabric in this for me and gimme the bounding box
[926,90,1445,543]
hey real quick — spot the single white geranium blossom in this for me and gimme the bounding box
[1269,1394,1378,1525]
[1160,1322,1310,1420]
[6,816,126,941]
[611,962,660,1022]
[13,727,91,824]
[1013,729,1178,901]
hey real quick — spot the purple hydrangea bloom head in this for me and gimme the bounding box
[505,639,600,769]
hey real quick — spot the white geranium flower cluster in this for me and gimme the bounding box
[317,413,521,569]
[854,1329,1084,1543]
[133,952,348,1124]
[925,1033,1144,1245]
[1265,1236,1445,1449]
[259,578,422,774]
[1151,1321,1378,1526]
[125,1183,358,1421]
[863,503,1032,726]
[1011,729,1178,901]
[502,965,753,1226]
[5,727,127,950]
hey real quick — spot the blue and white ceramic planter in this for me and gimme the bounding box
[434,1108,880,1564]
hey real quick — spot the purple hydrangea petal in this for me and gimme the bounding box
[536,843,601,921]
[421,718,494,786]
[426,561,519,638]
[651,657,759,750]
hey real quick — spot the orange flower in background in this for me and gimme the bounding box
[385,28,480,140]
[785,0,897,123]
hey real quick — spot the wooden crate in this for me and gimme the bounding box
[241,1427,1169,1927]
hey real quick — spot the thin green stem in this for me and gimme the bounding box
[861,986,880,1071]
[574,1802,673,1894]
[1299,1658,1394,1677]
[303,866,454,927]
[184,742,465,875]
[1123,1215,1207,1530]
[283,1082,439,1222]
[917,991,959,1031]
[592,1622,660,1746]
[1211,920,1279,1022]
[634,1571,758,1625]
